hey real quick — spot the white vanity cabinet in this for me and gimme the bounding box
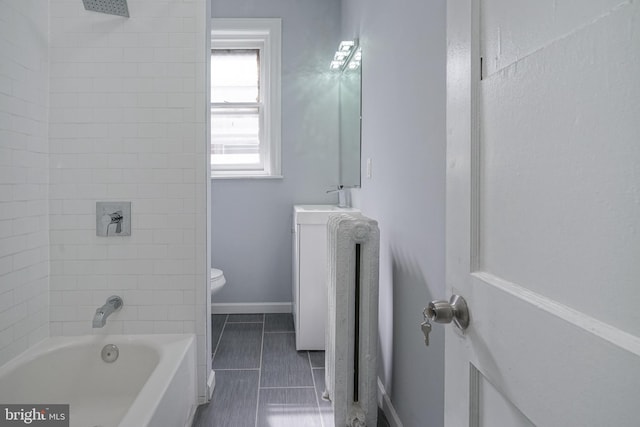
[292,205,359,350]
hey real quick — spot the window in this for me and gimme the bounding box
[211,19,281,178]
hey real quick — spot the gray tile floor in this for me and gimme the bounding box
[192,313,390,427]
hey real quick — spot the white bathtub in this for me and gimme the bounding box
[0,334,197,427]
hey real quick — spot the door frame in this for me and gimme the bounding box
[444,0,480,424]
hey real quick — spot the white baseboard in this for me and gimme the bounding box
[378,377,404,427]
[207,369,216,400]
[211,302,292,314]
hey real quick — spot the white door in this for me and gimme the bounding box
[445,1,640,426]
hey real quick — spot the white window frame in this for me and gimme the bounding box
[211,18,282,178]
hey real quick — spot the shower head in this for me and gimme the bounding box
[82,0,129,17]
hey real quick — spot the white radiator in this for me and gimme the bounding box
[324,213,380,427]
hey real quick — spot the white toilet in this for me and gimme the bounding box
[210,268,226,297]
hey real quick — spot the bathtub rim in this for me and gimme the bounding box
[0,333,197,427]
[119,333,196,427]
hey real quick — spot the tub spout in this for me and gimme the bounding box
[93,295,123,328]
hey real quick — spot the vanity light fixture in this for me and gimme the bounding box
[347,48,361,70]
[330,40,359,71]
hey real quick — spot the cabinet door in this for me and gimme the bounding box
[292,224,299,335]
[297,224,328,350]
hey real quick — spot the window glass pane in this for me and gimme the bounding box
[211,49,259,103]
[211,107,260,166]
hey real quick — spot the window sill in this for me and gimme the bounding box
[211,174,284,180]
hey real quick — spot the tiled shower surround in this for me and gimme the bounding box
[0,0,50,366]
[0,0,209,399]
[48,0,208,397]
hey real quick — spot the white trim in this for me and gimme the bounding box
[211,302,292,314]
[204,0,213,407]
[377,377,404,427]
[211,175,283,180]
[207,370,215,400]
[473,271,640,357]
[211,18,281,177]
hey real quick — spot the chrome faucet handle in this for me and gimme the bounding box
[326,185,344,194]
[325,185,352,208]
[326,185,359,193]
[109,211,123,233]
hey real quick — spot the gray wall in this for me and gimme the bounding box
[343,0,447,425]
[212,0,447,424]
[211,0,343,303]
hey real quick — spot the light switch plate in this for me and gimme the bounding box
[96,201,131,236]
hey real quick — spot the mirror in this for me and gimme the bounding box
[338,45,362,187]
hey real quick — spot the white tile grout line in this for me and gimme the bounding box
[254,315,265,427]
[308,350,326,427]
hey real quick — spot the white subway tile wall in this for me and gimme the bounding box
[0,0,51,366]
[48,0,208,398]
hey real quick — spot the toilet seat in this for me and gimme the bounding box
[210,268,224,280]
[210,268,226,296]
